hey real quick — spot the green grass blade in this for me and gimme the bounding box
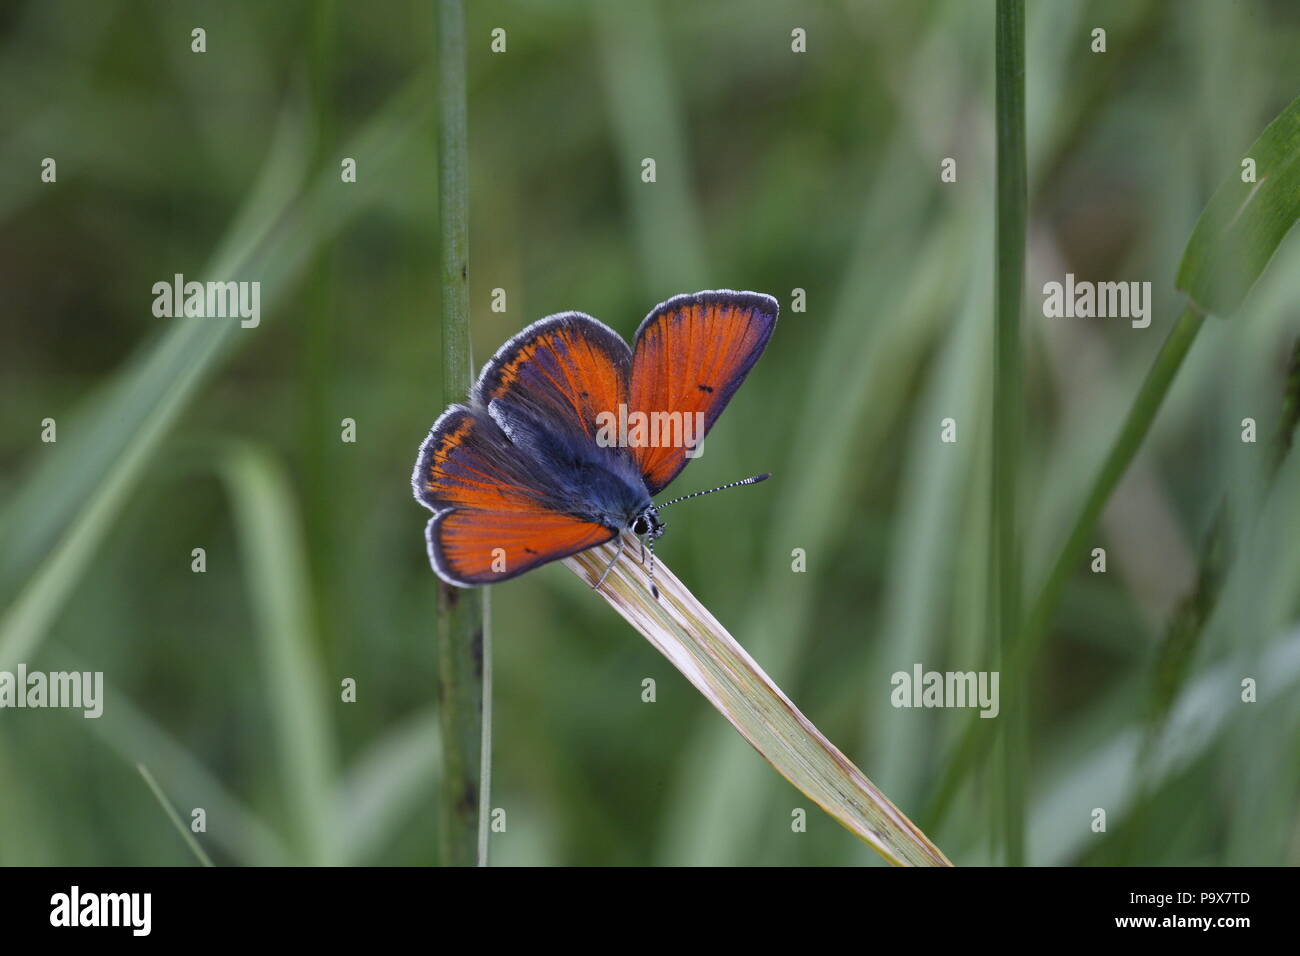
[591,0,708,293]
[337,708,442,865]
[1030,633,1300,864]
[136,763,216,867]
[992,0,1027,865]
[1038,439,1300,863]
[219,443,337,866]
[1177,93,1300,317]
[866,254,990,807]
[1139,343,1300,785]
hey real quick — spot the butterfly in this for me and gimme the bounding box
[412,289,778,595]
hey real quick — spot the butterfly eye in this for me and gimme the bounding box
[632,515,650,535]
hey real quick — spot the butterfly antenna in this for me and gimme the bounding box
[656,473,771,510]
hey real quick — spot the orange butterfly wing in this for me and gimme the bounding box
[474,312,631,446]
[427,508,615,585]
[628,291,778,494]
[412,404,616,585]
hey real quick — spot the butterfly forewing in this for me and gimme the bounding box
[629,291,778,494]
[473,312,632,446]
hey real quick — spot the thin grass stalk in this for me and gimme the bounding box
[137,764,215,867]
[436,0,490,868]
[77,660,294,865]
[303,0,341,654]
[992,0,1027,865]
[567,534,951,867]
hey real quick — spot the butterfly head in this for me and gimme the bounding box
[630,507,665,540]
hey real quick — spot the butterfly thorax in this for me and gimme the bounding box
[488,397,653,531]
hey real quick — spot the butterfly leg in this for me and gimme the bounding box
[593,533,627,590]
[646,535,659,600]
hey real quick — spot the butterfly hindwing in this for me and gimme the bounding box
[629,290,778,494]
[412,404,618,585]
[427,509,616,585]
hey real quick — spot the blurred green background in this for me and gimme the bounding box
[2,0,1299,866]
